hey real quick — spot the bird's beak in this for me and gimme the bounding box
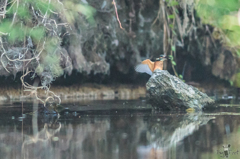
[160,55,167,58]
[160,55,169,60]
[158,55,170,61]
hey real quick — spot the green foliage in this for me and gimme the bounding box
[18,6,31,19]
[172,30,177,35]
[237,50,240,57]
[45,38,61,53]
[64,2,96,25]
[8,5,31,19]
[43,54,63,77]
[179,74,185,82]
[167,0,179,6]
[35,64,44,74]
[168,14,175,19]
[169,55,173,61]
[35,1,55,15]
[8,25,25,43]
[0,0,96,88]
[0,20,27,43]
[196,0,240,47]
[29,27,45,42]
[169,55,176,66]
[171,60,176,66]
[0,20,45,43]
[0,20,12,33]
[36,53,63,78]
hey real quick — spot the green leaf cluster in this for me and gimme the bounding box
[168,14,175,19]
[7,0,55,19]
[169,55,176,66]
[29,27,45,42]
[35,1,55,15]
[35,37,63,79]
[64,1,96,24]
[165,0,179,6]
[0,20,45,43]
[196,0,240,47]
[0,0,96,84]
[36,53,63,78]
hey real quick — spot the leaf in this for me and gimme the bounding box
[179,74,183,79]
[168,55,173,60]
[30,27,45,41]
[171,61,176,66]
[172,30,177,35]
[168,14,175,19]
[42,54,63,78]
[76,4,96,24]
[171,46,176,52]
[18,6,31,19]
[7,3,18,15]
[237,50,240,56]
[168,1,179,6]
[8,25,25,43]
[169,24,174,29]
[36,64,44,74]
[0,20,11,33]
[36,1,55,15]
[45,37,60,53]
[174,9,179,14]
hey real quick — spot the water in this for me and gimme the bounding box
[0,99,240,159]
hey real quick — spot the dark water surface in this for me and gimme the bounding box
[0,99,240,159]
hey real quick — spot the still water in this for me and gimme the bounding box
[0,99,240,159]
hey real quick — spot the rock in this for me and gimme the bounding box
[146,70,215,110]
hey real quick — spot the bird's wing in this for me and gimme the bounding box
[135,64,153,75]
[141,59,154,72]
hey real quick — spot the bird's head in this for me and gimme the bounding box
[155,55,168,61]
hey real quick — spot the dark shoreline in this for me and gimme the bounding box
[0,84,146,102]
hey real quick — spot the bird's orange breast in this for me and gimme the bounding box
[153,61,164,71]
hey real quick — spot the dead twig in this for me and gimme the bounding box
[112,0,125,30]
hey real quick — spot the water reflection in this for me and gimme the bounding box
[0,101,240,159]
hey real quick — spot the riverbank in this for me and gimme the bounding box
[0,84,146,103]
[0,80,234,103]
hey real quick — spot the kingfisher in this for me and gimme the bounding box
[135,55,168,76]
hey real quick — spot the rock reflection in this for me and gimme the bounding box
[140,112,214,159]
[0,110,214,159]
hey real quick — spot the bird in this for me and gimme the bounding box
[135,55,168,76]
